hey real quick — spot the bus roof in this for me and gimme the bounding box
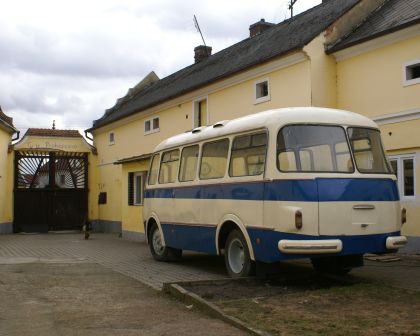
[153,107,378,152]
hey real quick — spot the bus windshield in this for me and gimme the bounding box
[347,127,391,174]
[277,125,354,173]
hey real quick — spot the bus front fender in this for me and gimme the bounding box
[146,213,166,247]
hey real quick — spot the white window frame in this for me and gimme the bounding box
[192,97,208,129]
[388,154,416,200]
[144,116,160,135]
[133,172,144,205]
[108,132,115,145]
[254,78,270,104]
[402,59,420,87]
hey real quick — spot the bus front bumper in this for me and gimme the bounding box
[278,235,407,254]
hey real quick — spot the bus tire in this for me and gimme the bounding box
[148,223,182,261]
[224,229,254,278]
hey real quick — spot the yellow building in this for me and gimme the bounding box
[89,0,414,241]
[0,107,18,233]
[327,0,420,243]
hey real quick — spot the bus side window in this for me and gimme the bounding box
[229,132,267,177]
[200,139,229,179]
[159,149,180,184]
[148,154,160,185]
[179,145,199,182]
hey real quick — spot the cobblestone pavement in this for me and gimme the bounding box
[0,233,227,290]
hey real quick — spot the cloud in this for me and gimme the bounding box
[0,0,320,133]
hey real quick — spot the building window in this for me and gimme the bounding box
[254,78,270,104]
[145,117,160,134]
[128,171,146,205]
[389,155,416,199]
[193,98,208,128]
[403,60,420,86]
[109,132,115,145]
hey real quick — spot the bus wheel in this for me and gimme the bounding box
[224,229,254,278]
[149,223,181,261]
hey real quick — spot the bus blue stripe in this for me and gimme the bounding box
[145,178,399,202]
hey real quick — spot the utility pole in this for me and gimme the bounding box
[289,0,298,18]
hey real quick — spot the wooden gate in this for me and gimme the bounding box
[14,151,88,233]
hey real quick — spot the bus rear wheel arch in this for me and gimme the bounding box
[147,221,182,262]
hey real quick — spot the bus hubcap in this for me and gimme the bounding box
[152,229,164,255]
[228,238,245,274]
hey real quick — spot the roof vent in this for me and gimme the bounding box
[213,120,229,128]
[192,126,206,134]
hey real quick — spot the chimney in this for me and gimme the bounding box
[249,18,275,38]
[194,45,212,63]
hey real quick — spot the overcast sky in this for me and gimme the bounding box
[0,0,320,134]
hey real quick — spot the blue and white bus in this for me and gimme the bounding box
[144,107,407,277]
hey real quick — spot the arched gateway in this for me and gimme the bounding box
[13,128,95,233]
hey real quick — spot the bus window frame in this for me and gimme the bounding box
[228,131,268,178]
[347,126,393,175]
[148,153,161,186]
[276,124,355,174]
[178,144,200,183]
[199,138,231,180]
[158,148,180,184]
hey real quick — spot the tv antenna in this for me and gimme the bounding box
[289,0,298,18]
[193,15,208,52]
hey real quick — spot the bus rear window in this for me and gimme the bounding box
[277,125,353,173]
[347,128,391,174]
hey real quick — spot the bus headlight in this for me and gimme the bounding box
[295,210,303,230]
[402,208,407,225]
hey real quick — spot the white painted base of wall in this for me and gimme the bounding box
[122,230,146,242]
[0,222,13,234]
[400,236,420,254]
[91,220,122,234]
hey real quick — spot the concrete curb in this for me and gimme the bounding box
[163,279,272,336]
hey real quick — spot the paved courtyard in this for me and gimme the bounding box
[0,233,227,290]
[1,233,419,291]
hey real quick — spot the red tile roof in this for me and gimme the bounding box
[25,128,82,138]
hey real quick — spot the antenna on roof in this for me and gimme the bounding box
[289,0,298,18]
[193,15,208,54]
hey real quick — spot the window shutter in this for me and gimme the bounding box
[128,172,134,205]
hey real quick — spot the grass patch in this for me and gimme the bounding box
[218,283,420,336]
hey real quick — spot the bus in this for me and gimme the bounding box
[143,107,407,277]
